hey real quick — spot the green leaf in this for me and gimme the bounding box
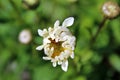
[109,54,120,72]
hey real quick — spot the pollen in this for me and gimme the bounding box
[49,38,64,58]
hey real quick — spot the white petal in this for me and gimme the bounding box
[42,29,49,37]
[55,38,59,42]
[52,62,57,67]
[62,17,74,27]
[50,34,55,40]
[63,36,70,41]
[48,27,53,33]
[61,60,68,72]
[71,36,76,42]
[36,45,44,50]
[43,38,51,43]
[44,47,49,55]
[43,57,51,60]
[38,29,43,36]
[54,20,60,28]
[64,50,71,58]
[59,52,64,60]
[70,52,74,59]
[58,61,62,65]
[62,41,69,48]
[55,56,59,61]
[48,47,54,56]
[43,29,48,33]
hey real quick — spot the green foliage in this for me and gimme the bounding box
[109,54,120,72]
[0,0,120,80]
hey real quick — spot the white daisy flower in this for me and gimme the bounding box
[36,17,76,72]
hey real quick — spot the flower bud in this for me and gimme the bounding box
[22,0,40,10]
[102,1,120,19]
[19,29,32,44]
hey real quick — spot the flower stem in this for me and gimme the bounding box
[9,0,24,24]
[92,17,107,43]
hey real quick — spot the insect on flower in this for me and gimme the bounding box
[36,17,76,72]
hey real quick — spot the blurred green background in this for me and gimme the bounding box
[0,0,120,80]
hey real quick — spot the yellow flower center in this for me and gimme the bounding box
[49,38,64,58]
